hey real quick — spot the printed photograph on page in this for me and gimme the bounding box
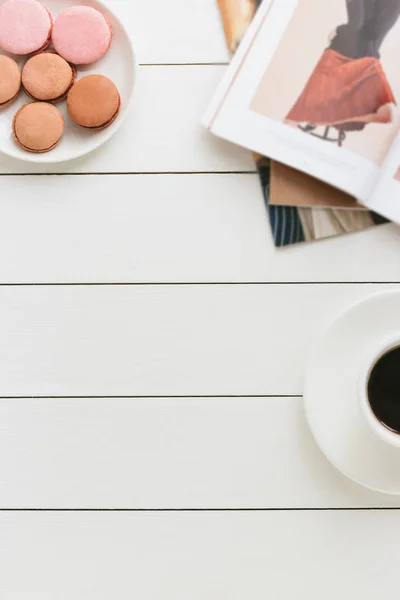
[251,0,400,165]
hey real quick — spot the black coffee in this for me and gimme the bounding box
[367,346,400,434]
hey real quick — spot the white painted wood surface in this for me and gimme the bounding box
[1,511,399,599]
[0,284,398,397]
[129,0,229,64]
[1,0,400,597]
[1,397,399,509]
[0,176,399,283]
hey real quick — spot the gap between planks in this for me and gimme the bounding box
[0,171,258,176]
[139,62,230,67]
[0,394,301,399]
[0,508,399,512]
[0,282,397,286]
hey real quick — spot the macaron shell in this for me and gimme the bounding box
[0,0,53,55]
[52,6,112,65]
[89,98,120,130]
[67,75,120,129]
[0,55,21,106]
[13,102,64,152]
[22,53,76,102]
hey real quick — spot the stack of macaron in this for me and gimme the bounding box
[0,0,121,153]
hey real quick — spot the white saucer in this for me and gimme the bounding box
[304,290,400,495]
[0,0,136,163]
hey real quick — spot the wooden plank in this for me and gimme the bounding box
[0,175,399,283]
[0,284,398,397]
[0,66,252,174]
[1,396,398,508]
[1,511,399,599]
[127,0,229,64]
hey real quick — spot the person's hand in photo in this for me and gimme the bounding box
[328,28,337,42]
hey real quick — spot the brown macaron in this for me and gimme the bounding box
[0,55,21,108]
[13,102,64,153]
[22,52,76,103]
[67,74,120,130]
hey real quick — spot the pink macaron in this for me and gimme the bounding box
[52,6,112,65]
[0,0,53,55]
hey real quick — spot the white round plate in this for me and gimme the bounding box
[304,290,400,495]
[0,0,136,163]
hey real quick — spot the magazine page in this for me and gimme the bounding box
[365,134,400,224]
[204,0,400,202]
[215,0,389,247]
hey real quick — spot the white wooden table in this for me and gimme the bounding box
[1,1,400,597]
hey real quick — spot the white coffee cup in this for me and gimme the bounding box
[358,335,400,449]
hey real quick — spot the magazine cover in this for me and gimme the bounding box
[217,0,389,246]
[270,162,362,209]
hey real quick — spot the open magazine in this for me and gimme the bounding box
[205,0,400,225]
